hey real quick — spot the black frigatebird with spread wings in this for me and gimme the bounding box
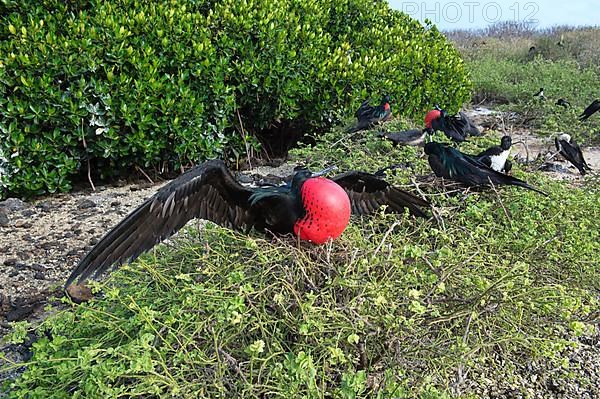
[424,106,481,143]
[424,142,546,195]
[65,160,429,286]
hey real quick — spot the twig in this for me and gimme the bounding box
[537,150,561,170]
[236,109,252,168]
[80,119,96,191]
[487,178,511,223]
[372,220,400,258]
[217,348,249,385]
[135,165,154,184]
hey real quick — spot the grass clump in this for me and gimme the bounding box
[2,131,599,398]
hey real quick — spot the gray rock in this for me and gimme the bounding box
[0,209,9,226]
[0,198,28,211]
[77,199,97,209]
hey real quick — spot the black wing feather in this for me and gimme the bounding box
[66,160,256,286]
[437,146,547,195]
[556,138,591,175]
[332,171,429,218]
[579,100,600,121]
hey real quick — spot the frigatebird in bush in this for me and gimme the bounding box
[475,135,520,174]
[579,100,600,121]
[65,160,429,286]
[554,134,591,175]
[347,95,392,133]
[555,98,570,109]
[377,129,426,146]
[533,88,546,100]
[424,142,546,195]
[424,106,481,143]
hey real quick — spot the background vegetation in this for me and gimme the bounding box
[447,23,600,141]
[0,0,470,199]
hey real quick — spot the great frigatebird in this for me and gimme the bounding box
[425,107,481,143]
[424,142,546,195]
[554,133,591,175]
[347,95,392,133]
[555,98,570,109]
[65,160,429,286]
[579,100,600,121]
[533,88,546,100]
[377,129,426,146]
[475,135,520,174]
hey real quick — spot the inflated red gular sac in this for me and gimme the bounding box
[293,177,351,244]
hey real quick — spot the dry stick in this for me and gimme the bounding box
[236,109,252,168]
[80,119,95,191]
[135,165,154,184]
[454,311,474,395]
[411,176,445,230]
[217,348,249,385]
[487,178,511,223]
[372,220,400,258]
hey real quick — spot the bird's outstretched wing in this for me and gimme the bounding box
[431,114,467,142]
[459,112,482,136]
[332,171,429,218]
[66,160,256,286]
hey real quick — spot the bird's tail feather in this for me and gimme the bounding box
[503,177,548,196]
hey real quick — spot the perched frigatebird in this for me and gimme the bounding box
[533,88,546,100]
[425,107,481,143]
[424,142,546,195]
[65,160,429,286]
[347,95,392,133]
[579,100,600,121]
[475,135,519,174]
[555,98,570,109]
[554,133,591,175]
[377,129,426,146]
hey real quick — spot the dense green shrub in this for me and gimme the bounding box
[0,0,470,198]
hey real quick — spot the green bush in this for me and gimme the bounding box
[0,0,470,198]
[3,132,598,398]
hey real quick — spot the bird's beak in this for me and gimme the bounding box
[312,165,338,177]
[512,141,526,149]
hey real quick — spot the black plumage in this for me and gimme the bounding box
[347,95,392,133]
[428,107,481,143]
[579,99,600,121]
[475,135,513,173]
[424,142,546,195]
[554,134,591,175]
[65,160,429,286]
[377,129,426,146]
[555,98,570,108]
[533,87,545,100]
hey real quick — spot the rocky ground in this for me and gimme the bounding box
[1,110,599,397]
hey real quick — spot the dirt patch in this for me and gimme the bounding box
[468,107,600,181]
